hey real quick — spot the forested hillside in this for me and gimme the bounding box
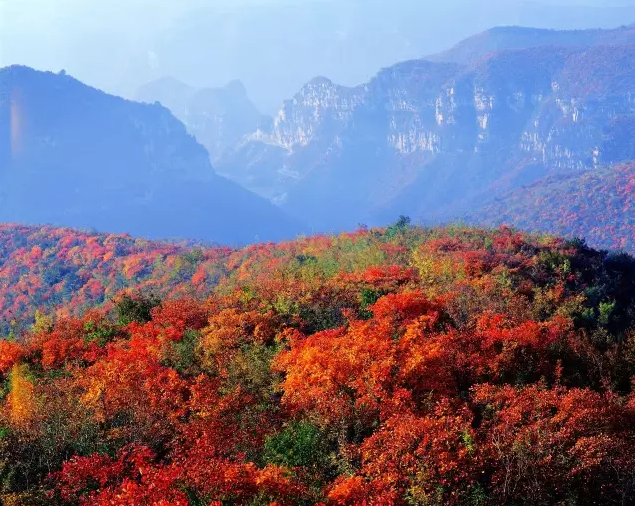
[0,224,232,336]
[468,162,635,252]
[2,223,635,505]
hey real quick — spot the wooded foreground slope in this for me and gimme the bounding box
[1,223,635,505]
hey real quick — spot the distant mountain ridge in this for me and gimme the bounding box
[135,77,266,163]
[214,39,635,233]
[428,23,635,65]
[0,65,301,245]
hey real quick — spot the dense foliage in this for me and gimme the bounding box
[0,224,231,336]
[469,162,635,251]
[2,223,635,505]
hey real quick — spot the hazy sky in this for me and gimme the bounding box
[2,0,635,111]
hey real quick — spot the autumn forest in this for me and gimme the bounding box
[0,221,632,505]
[6,1,635,504]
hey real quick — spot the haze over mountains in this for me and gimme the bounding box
[178,25,631,238]
[135,78,265,163]
[3,0,635,112]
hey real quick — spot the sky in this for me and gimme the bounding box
[2,0,635,112]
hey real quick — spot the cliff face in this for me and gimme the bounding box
[0,66,302,244]
[216,44,635,231]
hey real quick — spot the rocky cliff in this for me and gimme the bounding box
[216,41,635,232]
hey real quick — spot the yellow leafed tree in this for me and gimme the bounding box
[8,364,37,429]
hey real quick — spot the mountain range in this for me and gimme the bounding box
[6,22,635,250]
[166,23,634,247]
[206,35,635,234]
[0,66,301,245]
[134,77,266,163]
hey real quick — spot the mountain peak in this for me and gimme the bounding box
[306,76,335,87]
[224,79,248,97]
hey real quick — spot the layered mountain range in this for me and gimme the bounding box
[0,66,301,244]
[5,23,635,250]
[199,24,635,240]
[134,77,266,163]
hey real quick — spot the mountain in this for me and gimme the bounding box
[135,77,266,163]
[466,162,635,251]
[0,66,301,244]
[429,23,635,65]
[133,77,196,117]
[216,40,635,232]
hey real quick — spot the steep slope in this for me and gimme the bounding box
[218,43,635,232]
[135,77,266,163]
[467,162,635,251]
[429,23,635,65]
[0,66,301,244]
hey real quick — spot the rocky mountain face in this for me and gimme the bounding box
[135,78,265,163]
[215,33,635,232]
[0,66,301,244]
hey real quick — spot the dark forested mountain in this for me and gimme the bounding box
[135,77,265,163]
[215,38,635,234]
[0,66,301,244]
